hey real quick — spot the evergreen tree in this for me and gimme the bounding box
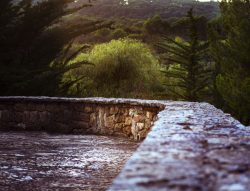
[209,0,250,125]
[158,9,212,101]
[0,0,108,96]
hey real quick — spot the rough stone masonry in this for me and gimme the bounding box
[0,97,249,191]
[0,97,162,140]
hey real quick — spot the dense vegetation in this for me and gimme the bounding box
[0,0,249,125]
[209,0,250,124]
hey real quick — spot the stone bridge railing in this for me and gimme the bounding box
[0,97,249,191]
[0,97,163,140]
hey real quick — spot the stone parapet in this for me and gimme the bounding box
[0,97,162,140]
[109,101,249,191]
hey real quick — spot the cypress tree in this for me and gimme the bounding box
[158,8,212,101]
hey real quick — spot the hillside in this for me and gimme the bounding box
[77,0,220,19]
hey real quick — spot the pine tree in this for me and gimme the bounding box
[0,0,108,96]
[158,8,212,101]
[209,0,250,125]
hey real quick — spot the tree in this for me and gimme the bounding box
[144,15,170,35]
[0,0,108,96]
[63,38,163,98]
[209,0,250,125]
[158,9,212,101]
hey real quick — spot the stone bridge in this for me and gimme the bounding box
[0,97,249,191]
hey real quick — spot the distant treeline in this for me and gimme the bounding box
[78,0,219,19]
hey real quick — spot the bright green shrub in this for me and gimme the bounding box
[64,38,163,98]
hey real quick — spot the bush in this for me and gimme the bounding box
[111,28,128,39]
[64,38,163,98]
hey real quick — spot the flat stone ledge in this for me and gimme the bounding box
[108,101,249,191]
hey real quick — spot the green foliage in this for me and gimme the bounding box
[158,9,213,101]
[63,39,163,98]
[210,0,250,125]
[0,0,107,96]
[144,15,170,35]
[111,28,128,39]
[171,15,208,40]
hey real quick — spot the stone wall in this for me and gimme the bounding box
[0,97,163,140]
[0,97,249,190]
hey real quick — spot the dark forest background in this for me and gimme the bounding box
[0,0,249,125]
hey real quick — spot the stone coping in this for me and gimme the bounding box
[0,96,166,109]
[0,97,249,190]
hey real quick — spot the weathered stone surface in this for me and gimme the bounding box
[0,132,138,191]
[108,102,250,191]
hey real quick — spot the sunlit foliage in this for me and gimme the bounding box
[63,39,163,98]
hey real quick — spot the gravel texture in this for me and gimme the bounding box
[0,132,138,191]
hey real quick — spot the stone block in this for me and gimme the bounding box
[131,121,138,139]
[104,107,110,116]
[36,104,46,112]
[72,104,84,112]
[104,115,115,128]
[123,125,131,136]
[129,109,136,116]
[1,111,12,122]
[125,117,132,126]
[146,111,154,120]
[45,104,53,112]
[136,123,144,130]
[145,118,152,129]
[14,104,26,111]
[115,114,125,123]
[72,121,89,129]
[53,112,64,123]
[133,114,144,122]
[38,111,49,122]
[135,108,144,115]
[97,108,105,128]
[13,112,23,123]
[29,111,38,123]
[23,111,30,122]
[89,113,97,127]
[28,103,39,111]
[110,106,119,115]
[114,123,123,130]
[73,112,90,122]
[138,130,148,140]
[63,110,73,120]
[123,108,129,116]
[84,106,93,113]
